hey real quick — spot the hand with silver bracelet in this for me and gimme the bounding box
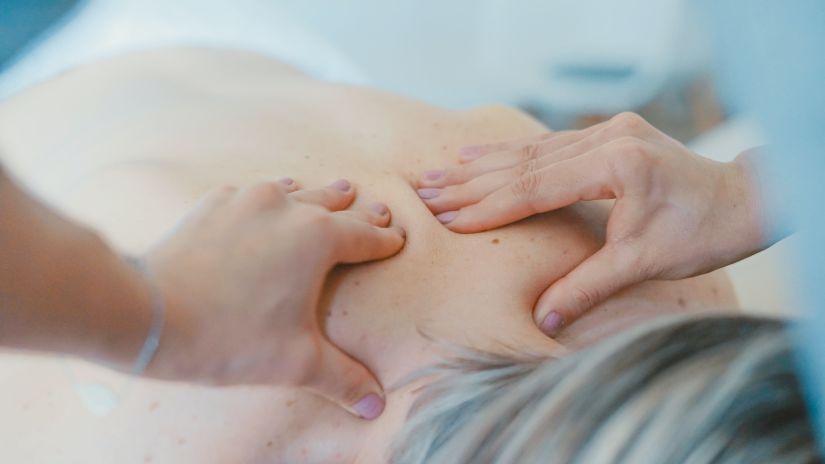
[137,178,405,419]
[0,165,404,420]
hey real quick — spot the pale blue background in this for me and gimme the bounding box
[702,0,825,447]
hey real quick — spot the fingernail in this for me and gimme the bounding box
[417,188,441,200]
[370,202,389,215]
[278,177,294,185]
[422,170,445,181]
[353,393,385,420]
[436,211,458,224]
[331,179,351,192]
[459,146,482,160]
[539,311,565,336]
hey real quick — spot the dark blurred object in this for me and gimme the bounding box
[520,75,725,144]
[574,76,725,143]
[0,0,81,70]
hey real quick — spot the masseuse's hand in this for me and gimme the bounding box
[417,112,767,336]
[144,178,405,419]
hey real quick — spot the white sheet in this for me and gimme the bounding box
[0,0,368,100]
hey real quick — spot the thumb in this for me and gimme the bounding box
[533,244,643,336]
[303,339,386,420]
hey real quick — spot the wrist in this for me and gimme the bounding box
[726,151,773,257]
[121,257,167,375]
[81,241,156,369]
[135,256,197,382]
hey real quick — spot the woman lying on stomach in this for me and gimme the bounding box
[0,47,788,463]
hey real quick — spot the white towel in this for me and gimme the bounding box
[0,0,368,100]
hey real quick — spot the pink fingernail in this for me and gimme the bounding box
[278,177,294,185]
[423,170,445,181]
[370,202,389,215]
[539,311,565,336]
[436,211,458,224]
[331,179,351,191]
[459,146,483,160]
[353,393,385,420]
[417,188,441,200]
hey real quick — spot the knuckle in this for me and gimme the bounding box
[567,284,600,313]
[510,167,544,212]
[517,143,543,162]
[245,182,286,207]
[611,112,647,132]
[607,112,651,138]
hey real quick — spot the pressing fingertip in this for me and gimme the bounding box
[369,202,389,216]
[353,393,385,420]
[436,211,458,224]
[417,188,441,200]
[280,177,300,192]
[330,179,352,192]
[394,226,406,239]
[539,311,565,337]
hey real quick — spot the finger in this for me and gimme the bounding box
[418,126,623,212]
[330,216,405,264]
[421,139,553,189]
[440,149,615,233]
[458,131,555,163]
[303,339,386,420]
[289,179,355,212]
[277,177,301,193]
[533,244,644,336]
[419,150,527,188]
[420,124,610,189]
[334,202,391,227]
[418,168,515,214]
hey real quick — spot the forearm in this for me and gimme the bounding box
[0,167,151,368]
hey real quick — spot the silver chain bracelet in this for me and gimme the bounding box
[124,256,166,376]
[66,256,167,416]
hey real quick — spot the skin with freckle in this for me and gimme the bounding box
[0,48,737,463]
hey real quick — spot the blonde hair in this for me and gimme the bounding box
[392,315,820,464]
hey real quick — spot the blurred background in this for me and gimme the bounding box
[0,0,798,315]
